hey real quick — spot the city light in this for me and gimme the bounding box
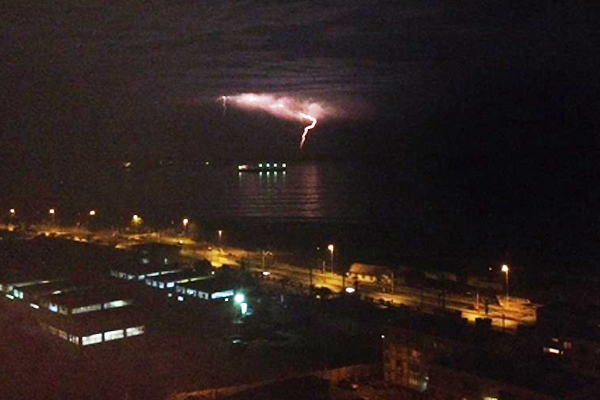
[89,210,96,216]
[234,293,245,304]
[132,215,142,225]
[49,208,55,215]
[9,209,15,215]
[502,265,509,307]
[345,287,355,293]
[183,218,189,227]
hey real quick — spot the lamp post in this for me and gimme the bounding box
[502,264,509,308]
[182,218,189,235]
[328,244,334,276]
[132,214,142,229]
[49,209,55,226]
[218,230,222,244]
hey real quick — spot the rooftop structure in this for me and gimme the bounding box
[145,269,212,290]
[39,284,136,315]
[110,262,181,282]
[174,277,238,301]
[38,307,146,346]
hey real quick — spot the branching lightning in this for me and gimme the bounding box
[219,93,328,149]
[298,112,317,149]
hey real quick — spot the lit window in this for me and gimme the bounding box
[58,330,68,340]
[484,397,499,400]
[126,326,145,337]
[564,341,573,349]
[544,347,561,354]
[69,335,79,345]
[167,282,175,288]
[104,329,124,341]
[82,333,103,346]
[211,290,234,299]
[103,300,132,310]
[49,303,58,313]
[159,282,165,289]
[72,304,102,314]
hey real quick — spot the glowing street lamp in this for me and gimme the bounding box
[182,218,189,234]
[9,208,16,216]
[49,209,56,225]
[132,214,142,227]
[502,265,509,308]
[218,229,223,244]
[234,293,245,304]
[89,210,96,216]
[328,244,334,275]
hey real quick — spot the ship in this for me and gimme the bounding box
[237,162,287,172]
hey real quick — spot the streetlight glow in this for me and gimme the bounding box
[89,210,96,216]
[328,244,335,276]
[9,209,15,215]
[234,293,245,304]
[49,209,55,215]
[502,265,509,308]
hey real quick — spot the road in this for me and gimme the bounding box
[3,224,537,331]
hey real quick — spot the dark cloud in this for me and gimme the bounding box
[1,0,598,164]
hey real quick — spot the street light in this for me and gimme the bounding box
[132,214,142,226]
[182,218,189,234]
[328,244,334,275]
[49,209,56,225]
[9,208,15,215]
[502,265,509,308]
[89,210,96,216]
[218,230,223,244]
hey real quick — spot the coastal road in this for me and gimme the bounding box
[11,224,536,331]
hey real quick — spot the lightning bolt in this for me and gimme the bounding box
[298,112,317,149]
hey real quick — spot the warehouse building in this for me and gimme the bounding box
[145,269,211,290]
[110,262,181,282]
[174,277,238,302]
[38,306,146,346]
[38,284,136,316]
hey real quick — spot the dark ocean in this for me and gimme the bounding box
[3,158,596,290]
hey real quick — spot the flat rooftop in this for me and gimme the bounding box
[111,262,182,276]
[18,280,90,299]
[44,284,135,309]
[438,350,596,398]
[37,306,146,336]
[149,269,211,284]
[177,277,237,294]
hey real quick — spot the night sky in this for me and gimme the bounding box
[2,1,599,268]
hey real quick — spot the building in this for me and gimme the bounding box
[348,263,392,284]
[428,350,599,400]
[174,277,238,302]
[535,301,600,378]
[38,284,136,316]
[9,280,88,305]
[110,262,181,282]
[38,306,146,347]
[144,269,212,291]
[383,313,475,394]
